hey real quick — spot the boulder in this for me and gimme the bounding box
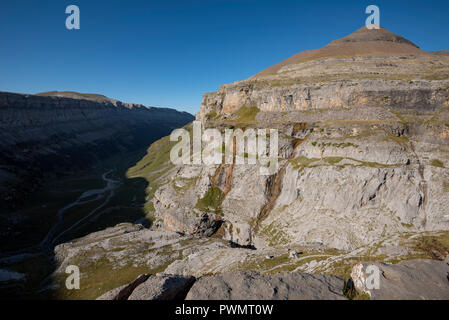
[96,274,151,300]
[128,274,196,300]
[185,271,346,300]
[97,274,196,300]
[351,259,449,300]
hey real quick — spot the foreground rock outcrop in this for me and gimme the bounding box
[98,271,346,300]
[47,222,448,300]
[351,259,449,300]
[185,271,346,300]
[97,274,195,300]
[96,259,449,300]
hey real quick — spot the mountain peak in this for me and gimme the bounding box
[36,91,117,104]
[328,26,419,48]
[253,26,427,78]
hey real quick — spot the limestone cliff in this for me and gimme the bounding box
[143,27,449,250]
[0,91,194,207]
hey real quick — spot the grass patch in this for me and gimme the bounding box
[316,142,359,149]
[260,222,290,246]
[127,124,194,216]
[239,253,293,273]
[324,157,344,165]
[343,279,371,300]
[443,181,449,193]
[290,156,320,169]
[389,110,409,125]
[355,159,401,169]
[233,106,260,123]
[430,159,445,168]
[205,110,219,120]
[173,177,199,195]
[423,73,449,81]
[414,233,449,260]
[127,135,175,178]
[290,156,400,170]
[52,254,179,300]
[401,222,413,229]
[195,186,225,214]
[258,254,291,269]
[269,255,330,274]
[382,135,409,147]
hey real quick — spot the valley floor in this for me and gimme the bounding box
[0,150,151,299]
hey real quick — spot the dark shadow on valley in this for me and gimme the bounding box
[0,124,182,299]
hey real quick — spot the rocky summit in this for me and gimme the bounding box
[2,26,449,300]
[0,91,193,207]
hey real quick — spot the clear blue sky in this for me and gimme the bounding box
[1,0,448,114]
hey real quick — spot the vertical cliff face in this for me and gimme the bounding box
[197,79,449,121]
[134,27,449,251]
[0,91,194,207]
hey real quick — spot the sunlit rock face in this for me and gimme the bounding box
[197,27,449,120]
[159,27,449,250]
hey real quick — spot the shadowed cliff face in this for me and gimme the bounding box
[0,91,193,298]
[0,91,194,208]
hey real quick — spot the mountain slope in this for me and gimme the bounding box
[36,91,118,104]
[0,91,194,207]
[254,26,427,78]
[150,26,449,251]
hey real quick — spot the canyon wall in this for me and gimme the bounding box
[0,91,194,206]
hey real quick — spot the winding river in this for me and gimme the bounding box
[0,170,120,265]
